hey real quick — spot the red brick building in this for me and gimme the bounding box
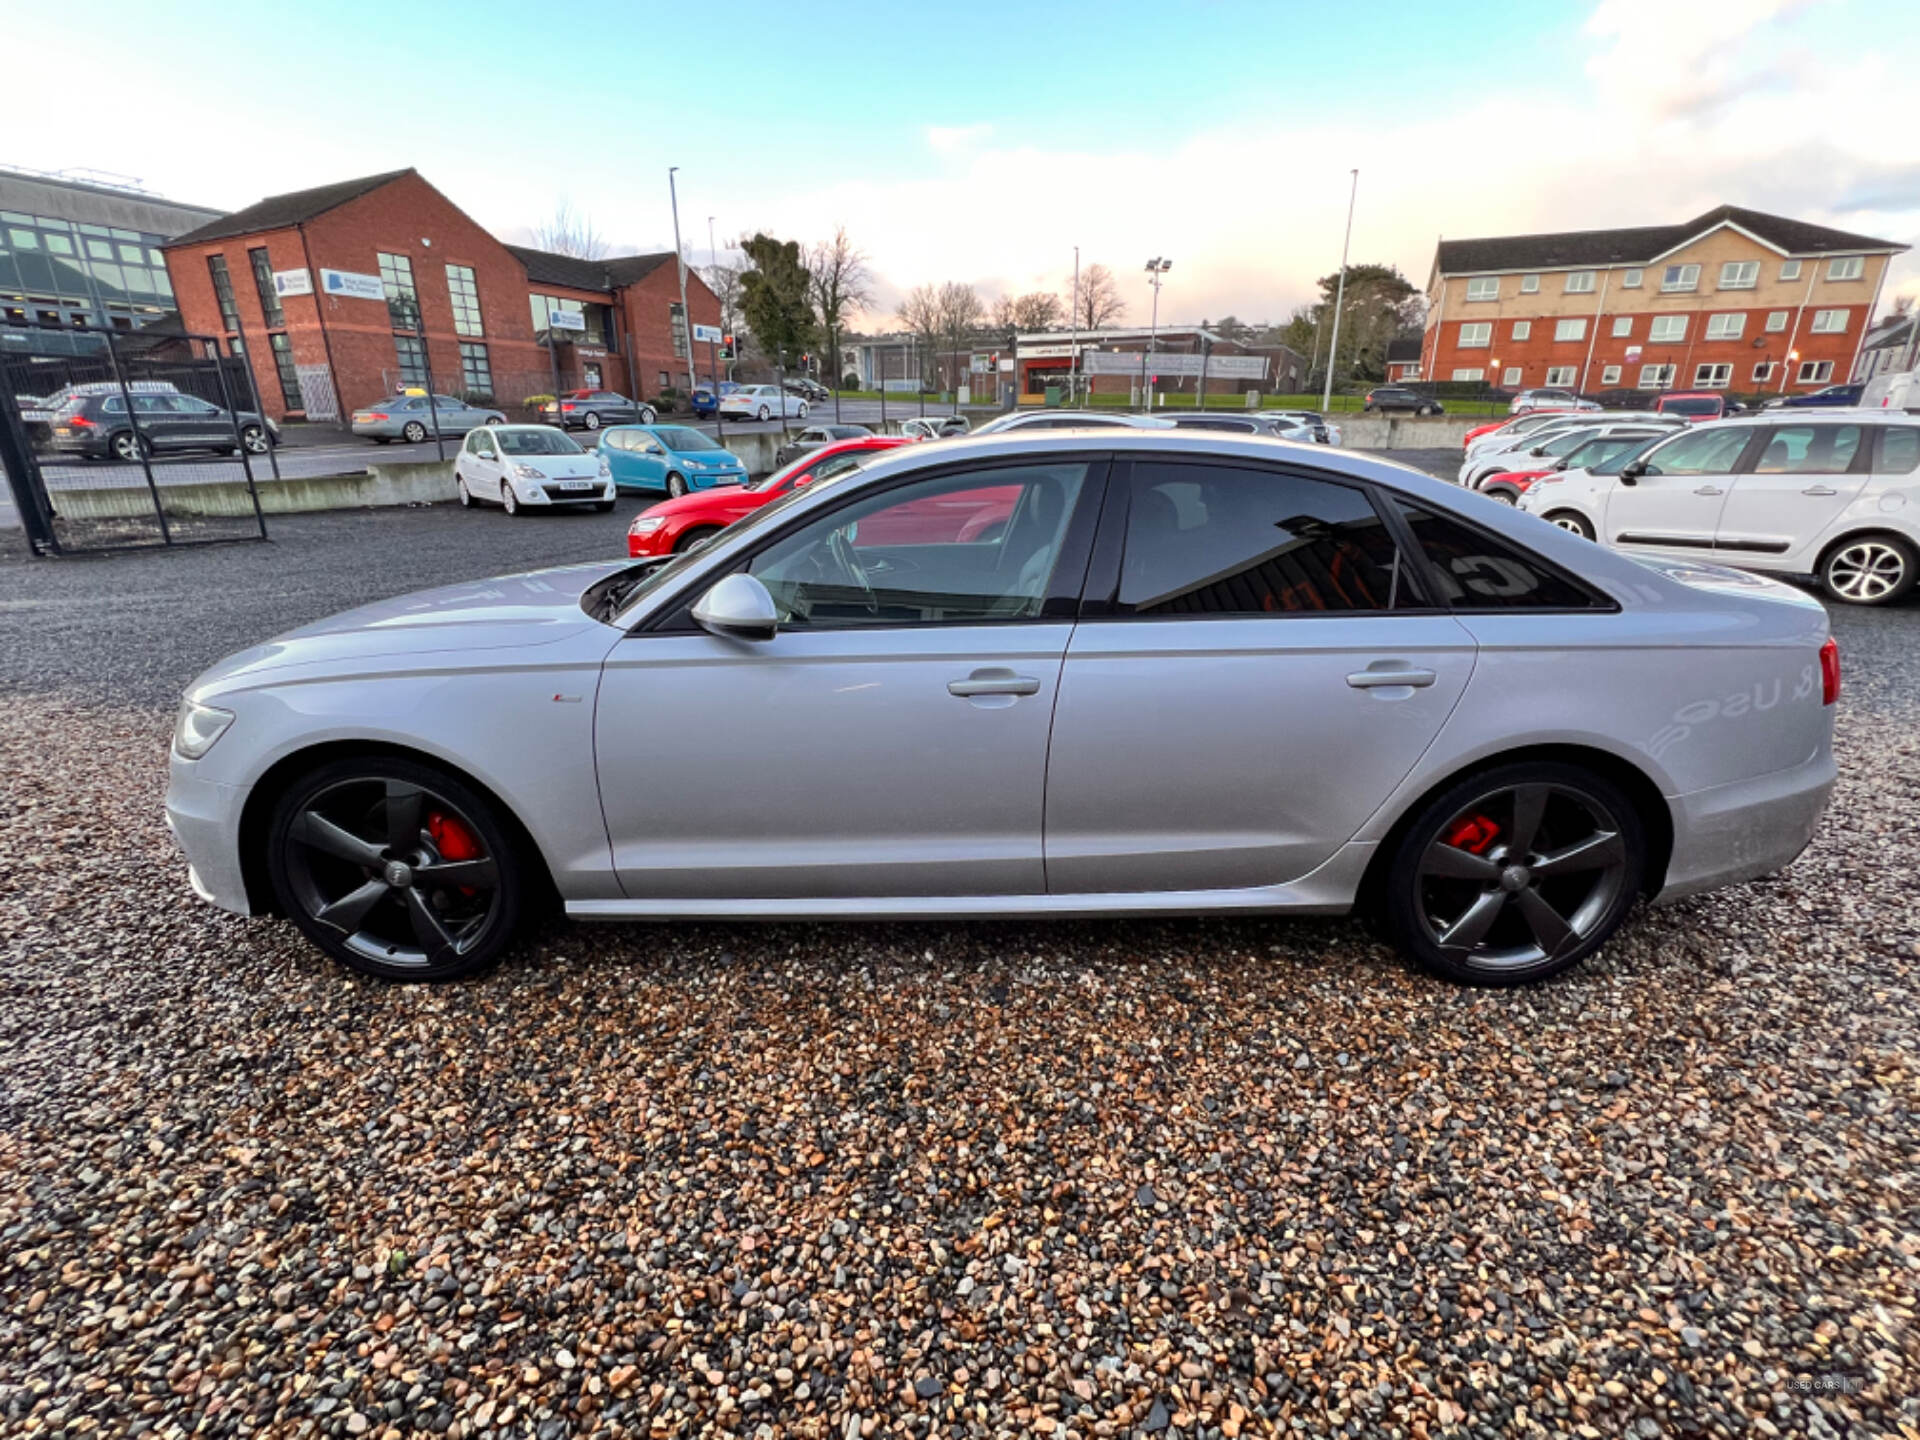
[1419,206,1907,397]
[161,169,721,421]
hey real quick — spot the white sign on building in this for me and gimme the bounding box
[692,322,723,345]
[547,308,588,333]
[1081,351,1269,380]
[272,268,313,297]
[319,269,385,301]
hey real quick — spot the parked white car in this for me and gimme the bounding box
[1517,412,1920,604]
[720,385,808,422]
[1861,370,1920,414]
[452,424,614,515]
[1510,389,1601,415]
[1462,417,1684,488]
[1477,430,1672,504]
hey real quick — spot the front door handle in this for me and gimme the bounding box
[948,669,1041,698]
[1801,485,1838,496]
[1693,485,1725,496]
[1347,664,1438,690]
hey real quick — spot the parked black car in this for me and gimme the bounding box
[1362,385,1444,415]
[783,377,830,404]
[774,422,873,467]
[539,389,656,430]
[49,390,278,461]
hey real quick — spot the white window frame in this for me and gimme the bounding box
[1638,364,1676,390]
[1621,268,1643,288]
[1464,277,1499,301]
[1779,259,1802,282]
[1510,320,1531,340]
[1797,360,1833,384]
[1564,271,1596,294]
[1553,317,1587,342]
[1649,315,1687,343]
[1458,321,1492,348]
[1717,260,1759,290]
[1545,365,1576,386]
[1693,362,1732,389]
[1451,367,1485,382]
[1601,365,1622,386]
[1825,256,1863,282]
[1809,309,1847,334]
[1519,274,1540,294]
[1611,316,1632,337]
[1705,313,1745,340]
[1765,310,1788,333]
[1752,361,1775,383]
[1501,366,1522,386]
[1661,264,1700,293]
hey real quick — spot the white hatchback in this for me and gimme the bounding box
[453,424,614,515]
[1517,413,1920,604]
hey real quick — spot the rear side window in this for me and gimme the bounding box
[1753,424,1863,474]
[1395,503,1604,610]
[1879,427,1920,474]
[1118,461,1415,615]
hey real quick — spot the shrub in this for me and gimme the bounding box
[521,394,555,409]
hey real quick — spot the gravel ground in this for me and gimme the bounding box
[2,479,1917,1438]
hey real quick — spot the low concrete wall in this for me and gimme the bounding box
[50,460,458,521]
[1336,414,1482,449]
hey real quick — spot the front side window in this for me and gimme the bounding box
[1649,315,1687,343]
[249,247,284,327]
[446,264,483,337]
[1395,503,1601,610]
[1826,256,1863,282]
[207,254,240,331]
[1754,425,1862,474]
[1564,271,1596,294]
[1705,313,1745,340]
[1553,318,1586,342]
[749,462,1089,627]
[1810,309,1847,334]
[1465,277,1498,301]
[378,252,419,331]
[1718,261,1759,289]
[1458,322,1491,347]
[1642,427,1749,476]
[1661,264,1700,292]
[1117,462,1410,616]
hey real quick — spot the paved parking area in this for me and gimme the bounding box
[1,475,1915,1437]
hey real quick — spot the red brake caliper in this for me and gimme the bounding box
[427,811,482,895]
[1444,814,1501,855]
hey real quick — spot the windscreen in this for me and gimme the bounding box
[657,427,720,452]
[497,429,584,456]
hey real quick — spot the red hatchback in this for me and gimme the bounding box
[627,436,910,557]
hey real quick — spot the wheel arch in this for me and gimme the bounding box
[235,739,560,917]
[1355,742,1674,917]
[1813,525,1917,575]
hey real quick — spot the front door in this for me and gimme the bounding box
[1713,421,1869,560]
[594,457,1103,899]
[1602,424,1753,556]
[1044,458,1475,894]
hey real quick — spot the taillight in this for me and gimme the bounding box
[1820,637,1840,706]
[68,414,95,429]
[562,402,577,411]
[366,412,388,421]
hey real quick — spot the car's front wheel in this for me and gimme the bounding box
[402,421,428,444]
[266,756,528,981]
[1382,761,1644,986]
[240,424,271,453]
[666,471,688,498]
[1544,510,1595,540]
[674,524,720,553]
[757,406,770,421]
[1820,533,1917,606]
[584,412,601,430]
[502,484,521,517]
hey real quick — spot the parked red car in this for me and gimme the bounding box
[1475,468,1552,504]
[1461,409,1576,450]
[627,436,910,557]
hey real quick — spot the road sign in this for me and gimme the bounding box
[692,322,722,345]
[547,309,587,333]
[319,269,384,301]
[272,269,313,297]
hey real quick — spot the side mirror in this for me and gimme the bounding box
[1552,458,1570,471]
[644,443,664,455]
[1618,458,1647,486]
[794,472,815,486]
[1528,445,1547,457]
[692,573,779,642]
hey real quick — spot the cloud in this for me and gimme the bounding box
[925,124,993,156]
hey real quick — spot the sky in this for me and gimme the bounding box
[7,0,1917,332]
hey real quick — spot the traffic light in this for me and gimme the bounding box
[720,334,735,360]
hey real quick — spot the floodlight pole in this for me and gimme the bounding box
[1069,245,1080,404]
[1143,257,1171,409]
[668,167,693,404]
[1322,168,1358,414]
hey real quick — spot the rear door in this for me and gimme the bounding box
[1043,456,1476,895]
[1713,421,1871,562]
[1602,425,1754,556]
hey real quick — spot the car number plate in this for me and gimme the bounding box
[555,481,592,492]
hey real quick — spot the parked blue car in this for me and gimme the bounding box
[600,424,748,495]
[689,383,740,418]
[1770,383,1865,410]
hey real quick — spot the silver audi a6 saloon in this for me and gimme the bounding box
[166,431,1838,986]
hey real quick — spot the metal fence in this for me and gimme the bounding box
[1,323,271,554]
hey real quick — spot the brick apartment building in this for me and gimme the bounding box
[1419,205,1906,397]
[160,169,720,421]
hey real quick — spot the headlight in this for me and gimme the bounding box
[630,517,666,534]
[598,457,612,476]
[173,699,234,760]
[514,464,543,480]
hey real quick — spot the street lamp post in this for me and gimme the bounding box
[1143,256,1171,409]
[1068,245,1080,405]
[1322,168,1359,414]
[668,167,693,407]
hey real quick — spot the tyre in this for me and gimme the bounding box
[1820,534,1917,606]
[502,485,521,517]
[1544,510,1595,540]
[110,430,151,462]
[1487,489,1517,505]
[667,471,688,498]
[756,405,770,422]
[798,403,809,418]
[240,424,270,454]
[457,478,474,508]
[1418,405,1434,417]
[674,525,720,553]
[639,406,656,425]
[402,421,428,443]
[266,755,527,981]
[1381,760,1645,986]
[594,499,616,513]
[584,411,601,430]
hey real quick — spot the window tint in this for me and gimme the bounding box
[749,462,1089,627]
[1753,425,1862,474]
[1642,428,1749,476]
[1878,428,1920,475]
[1396,504,1601,610]
[1118,462,1410,616]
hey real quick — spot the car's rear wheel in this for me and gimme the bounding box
[402,421,428,443]
[675,525,720,553]
[1383,761,1644,986]
[667,472,688,498]
[110,430,151,462]
[1820,534,1916,606]
[1545,510,1595,540]
[639,406,656,425]
[266,756,527,981]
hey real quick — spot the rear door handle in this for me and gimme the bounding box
[949,669,1041,698]
[1694,486,1725,496]
[1347,665,1437,689]
[1801,485,1838,496]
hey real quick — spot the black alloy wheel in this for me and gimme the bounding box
[1384,762,1643,985]
[267,758,525,981]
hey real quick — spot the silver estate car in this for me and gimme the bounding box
[350,393,506,444]
[166,431,1836,988]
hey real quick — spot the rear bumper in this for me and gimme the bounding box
[1655,746,1836,902]
[163,758,253,916]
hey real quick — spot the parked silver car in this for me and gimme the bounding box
[971,409,1175,434]
[351,393,506,444]
[167,432,1836,988]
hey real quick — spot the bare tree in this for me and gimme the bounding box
[532,200,608,260]
[897,284,942,390]
[806,226,873,393]
[935,281,983,396]
[1067,262,1126,330]
[701,260,746,342]
[992,291,1064,332]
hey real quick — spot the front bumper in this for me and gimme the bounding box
[690,469,747,490]
[164,755,253,916]
[521,480,611,505]
[1655,745,1836,902]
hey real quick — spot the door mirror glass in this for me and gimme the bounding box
[1618,458,1647,483]
[692,573,780,641]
